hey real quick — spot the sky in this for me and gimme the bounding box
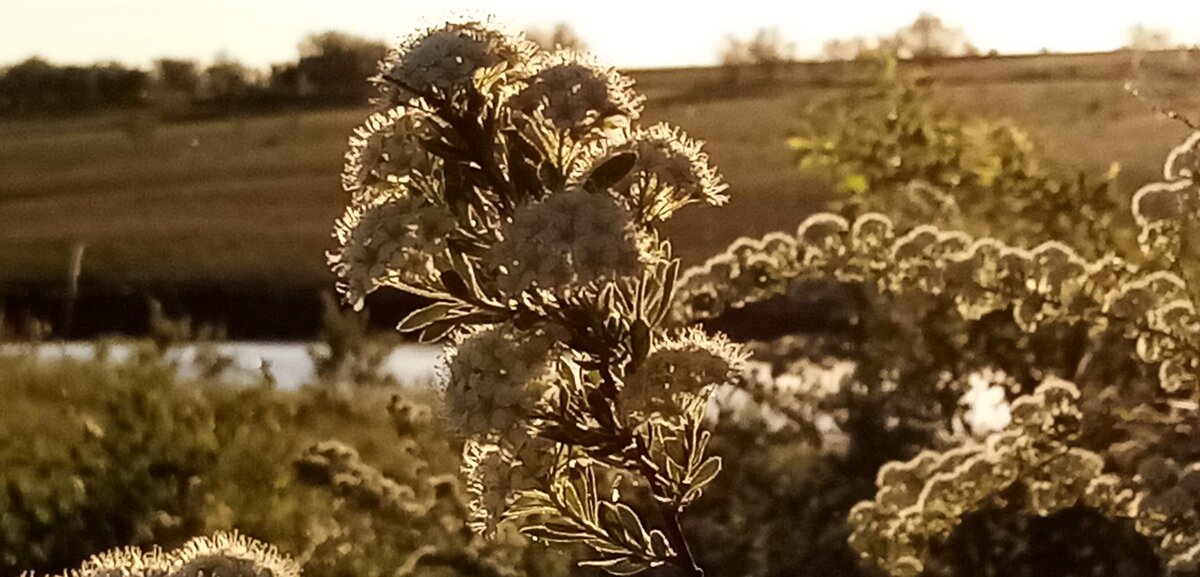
[2,0,1199,69]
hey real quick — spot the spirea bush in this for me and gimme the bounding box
[676,124,1200,576]
[329,19,735,577]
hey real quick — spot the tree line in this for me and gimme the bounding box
[0,31,388,118]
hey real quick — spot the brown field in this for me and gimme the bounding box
[1,50,1197,296]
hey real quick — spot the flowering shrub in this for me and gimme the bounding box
[788,54,1124,254]
[676,127,1200,575]
[330,20,737,577]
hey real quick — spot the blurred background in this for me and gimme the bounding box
[1,0,1198,340]
[1,2,1198,576]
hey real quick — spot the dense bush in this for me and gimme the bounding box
[679,96,1200,576]
[0,347,533,577]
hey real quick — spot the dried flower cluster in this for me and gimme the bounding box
[329,19,737,576]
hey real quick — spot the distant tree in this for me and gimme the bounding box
[526,22,587,51]
[718,27,795,83]
[748,27,796,76]
[822,37,871,61]
[203,53,251,102]
[0,58,148,115]
[884,13,976,61]
[296,31,387,103]
[154,59,201,97]
[1126,24,1174,51]
[0,58,59,112]
[717,34,753,84]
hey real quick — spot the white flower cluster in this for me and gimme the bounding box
[377,21,535,103]
[1132,131,1200,262]
[443,323,558,435]
[333,21,739,572]
[573,123,728,222]
[506,51,643,133]
[848,378,1126,577]
[341,107,432,200]
[1133,456,1200,577]
[330,193,458,308]
[23,532,300,577]
[674,206,1200,398]
[460,428,557,537]
[622,329,745,418]
[487,188,644,296]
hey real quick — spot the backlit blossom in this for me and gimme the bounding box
[443,323,557,435]
[623,329,745,416]
[42,532,300,577]
[507,51,643,132]
[330,193,458,308]
[487,188,644,296]
[376,20,535,104]
[573,123,728,222]
[341,107,434,200]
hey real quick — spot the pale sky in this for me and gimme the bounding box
[2,0,1199,69]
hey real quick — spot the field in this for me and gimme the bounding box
[1,50,1197,334]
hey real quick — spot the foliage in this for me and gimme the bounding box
[788,54,1125,255]
[308,292,399,387]
[0,351,218,575]
[0,347,524,577]
[676,121,1200,576]
[329,20,738,576]
[294,399,571,577]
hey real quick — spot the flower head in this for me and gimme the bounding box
[574,123,728,222]
[460,429,558,537]
[622,328,745,416]
[330,193,458,308]
[507,51,643,133]
[341,107,434,199]
[377,20,535,104]
[442,323,557,435]
[53,532,299,577]
[487,188,645,296]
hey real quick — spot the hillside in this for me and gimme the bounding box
[1,49,1196,336]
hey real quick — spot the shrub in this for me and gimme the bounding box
[676,125,1200,576]
[329,19,739,577]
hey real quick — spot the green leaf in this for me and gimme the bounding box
[648,530,673,557]
[844,173,869,193]
[579,557,649,576]
[586,152,637,191]
[598,502,648,550]
[396,302,459,333]
[421,136,468,162]
[613,503,649,549]
[630,319,651,370]
[418,318,459,343]
[522,522,593,543]
[651,259,681,326]
[440,270,474,302]
[562,481,586,519]
[684,456,722,503]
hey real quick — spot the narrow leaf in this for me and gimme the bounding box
[587,152,638,191]
[397,302,458,333]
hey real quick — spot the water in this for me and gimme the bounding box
[2,342,444,390]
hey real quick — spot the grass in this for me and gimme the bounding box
[1,50,1197,294]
